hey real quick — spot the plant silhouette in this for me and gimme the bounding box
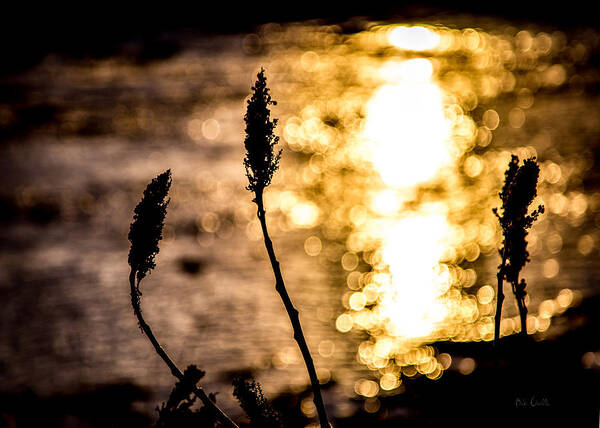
[233,375,284,428]
[244,69,330,428]
[128,170,239,428]
[128,169,286,427]
[156,365,220,427]
[244,68,281,195]
[493,155,544,342]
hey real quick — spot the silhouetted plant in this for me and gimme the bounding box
[157,365,219,428]
[244,69,330,428]
[244,68,281,196]
[128,171,239,428]
[129,170,171,312]
[233,376,284,428]
[493,155,544,342]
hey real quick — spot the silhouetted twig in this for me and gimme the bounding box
[157,365,221,428]
[244,69,330,428]
[493,156,544,342]
[128,170,239,428]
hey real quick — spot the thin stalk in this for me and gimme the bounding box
[517,303,527,336]
[129,270,239,428]
[254,190,329,428]
[494,247,508,347]
[494,273,505,347]
[513,278,528,337]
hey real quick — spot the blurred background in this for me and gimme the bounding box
[1,3,599,427]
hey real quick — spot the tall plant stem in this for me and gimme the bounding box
[513,277,528,337]
[254,190,329,428]
[494,252,507,347]
[128,271,239,428]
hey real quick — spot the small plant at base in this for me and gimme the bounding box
[233,375,284,428]
[493,155,544,342]
[157,365,220,428]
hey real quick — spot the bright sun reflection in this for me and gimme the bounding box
[388,26,441,51]
[359,56,458,341]
[258,21,585,389]
[364,59,451,188]
[378,210,451,338]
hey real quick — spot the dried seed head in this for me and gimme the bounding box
[243,68,281,194]
[498,155,520,214]
[494,156,544,283]
[505,157,542,222]
[128,170,172,286]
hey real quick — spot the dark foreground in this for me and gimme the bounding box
[2,293,598,428]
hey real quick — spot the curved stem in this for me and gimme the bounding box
[129,271,239,428]
[254,190,329,428]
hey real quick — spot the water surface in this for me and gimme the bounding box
[1,16,599,421]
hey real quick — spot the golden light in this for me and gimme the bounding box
[354,379,379,397]
[545,232,563,254]
[300,397,316,417]
[482,109,500,130]
[341,252,359,271]
[543,162,562,184]
[577,234,594,255]
[377,211,452,338]
[318,340,335,358]
[288,201,319,227]
[335,313,353,332]
[476,285,494,305]
[542,258,560,278]
[556,288,573,309]
[388,26,441,51]
[458,357,476,375]
[364,398,381,413]
[538,299,556,319]
[187,118,204,142]
[304,235,322,256]
[438,353,452,370]
[343,42,483,365]
[379,373,400,390]
[464,155,483,177]
[349,292,367,311]
[364,59,452,188]
[371,189,403,215]
[378,58,434,82]
[508,107,526,128]
[253,20,587,388]
[300,51,320,72]
[202,118,220,140]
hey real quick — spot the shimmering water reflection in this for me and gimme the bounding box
[263,21,596,394]
[1,17,599,419]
